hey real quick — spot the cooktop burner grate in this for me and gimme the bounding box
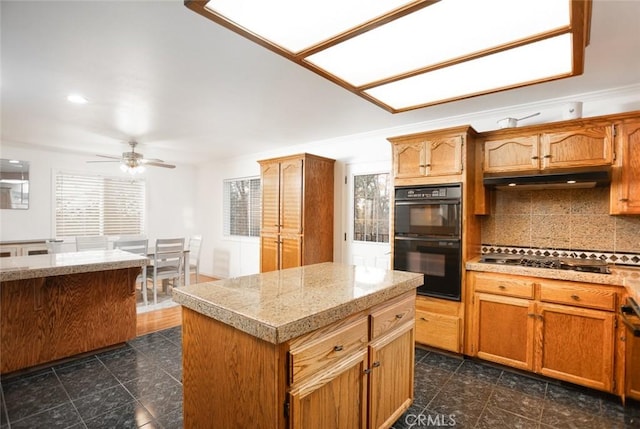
[480,254,611,274]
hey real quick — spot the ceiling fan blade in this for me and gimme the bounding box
[95,154,122,160]
[86,160,121,163]
[142,158,165,163]
[145,161,176,169]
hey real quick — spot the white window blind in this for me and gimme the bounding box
[223,177,261,237]
[55,172,145,237]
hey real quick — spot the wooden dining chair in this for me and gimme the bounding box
[147,238,185,305]
[75,235,109,251]
[113,238,149,305]
[188,235,203,283]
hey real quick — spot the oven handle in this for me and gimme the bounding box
[394,236,460,242]
[620,298,640,337]
[395,200,460,206]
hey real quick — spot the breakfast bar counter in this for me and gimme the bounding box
[173,262,423,428]
[0,250,147,374]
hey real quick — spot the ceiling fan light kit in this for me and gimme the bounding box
[87,141,176,174]
[185,0,591,113]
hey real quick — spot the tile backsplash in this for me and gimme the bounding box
[481,187,640,255]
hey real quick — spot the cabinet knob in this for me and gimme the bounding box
[571,294,580,301]
[372,361,381,368]
[333,345,344,352]
[395,313,404,319]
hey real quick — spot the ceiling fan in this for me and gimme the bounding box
[88,141,175,174]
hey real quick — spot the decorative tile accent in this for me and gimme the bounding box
[481,245,640,267]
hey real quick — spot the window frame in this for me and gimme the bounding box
[223,176,261,239]
[352,171,391,244]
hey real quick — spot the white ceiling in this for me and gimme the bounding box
[1,0,639,165]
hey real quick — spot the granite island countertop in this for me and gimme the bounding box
[0,249,148,282]
[466,257,640,303]
[172,262,424,344]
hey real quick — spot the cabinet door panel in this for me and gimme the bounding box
[280,235,302,270]
[483,136,539,173]
[260,233,279,273]
[289,349,367,429]
[393,142,425,178]
[473,293,535,371]
[541,126,613,169]
[261,162,281,235]
[537,303,614,392]
[627,331,640,400]
[612,120,640,214]
[427,136,463,176]
[280,159,303,234]
[369,325,414,429]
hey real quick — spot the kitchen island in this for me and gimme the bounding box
[173,262,423,429]
[0,249,147,374]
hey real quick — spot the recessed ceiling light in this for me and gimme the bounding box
[67,94,88,104]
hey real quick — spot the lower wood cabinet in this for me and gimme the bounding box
[414,296,462,353]
[288,291,415,429]
[627,331,640,401]
[468,272,622,395]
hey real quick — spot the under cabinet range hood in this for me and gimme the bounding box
[483,169,611,190]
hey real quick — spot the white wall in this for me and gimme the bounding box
[196,85,640,279]
[0,142,198,250]
[3,85,639,279]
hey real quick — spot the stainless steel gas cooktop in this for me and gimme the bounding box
[480,253,611,274]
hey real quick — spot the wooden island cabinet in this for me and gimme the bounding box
[173,263,423,429]
[0,250,146,374]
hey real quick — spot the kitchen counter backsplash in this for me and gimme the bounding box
[481,187,640,256]
[481,245,640,268]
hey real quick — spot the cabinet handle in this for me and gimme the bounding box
[571,294,580,301]
[543,154,552,159]
[527,313,536,318]
[372,361,381,368]
[333,345,344,352]
[420,317,428,322]
[531,156,539,160]
[395,313,404,319]
[364,368,372,374]
[498,285,506,290]
[619,198,629,202]
[537,314,544,321]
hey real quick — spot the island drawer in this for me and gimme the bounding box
[539,281,616,311]
[473,273,535,299]
[288,313,368,384]
[370,292,415,340]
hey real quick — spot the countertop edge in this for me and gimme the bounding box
[0,257,148,282]
[173,275,423,345]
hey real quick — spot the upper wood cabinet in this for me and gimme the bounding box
[258,153,334,273]
[483,125,614,173]
[390,129,466,180]
[610,119,640,214]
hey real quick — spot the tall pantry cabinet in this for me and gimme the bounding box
[258,153,335,273]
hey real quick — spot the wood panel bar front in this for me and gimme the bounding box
[1,267,139,374]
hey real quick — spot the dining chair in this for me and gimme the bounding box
[188,235,203,283]
[45,240,65,254]
[113,238,149,305]
[75,235,109,251]
[147,238,185,305]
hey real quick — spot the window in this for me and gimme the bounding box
[353,173,391,243]
[223,177,261,237]
[54,172,145,237]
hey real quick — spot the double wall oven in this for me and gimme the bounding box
[393,184,462,300]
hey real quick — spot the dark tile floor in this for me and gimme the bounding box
[1,327,639,428]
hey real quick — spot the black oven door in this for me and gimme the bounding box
[393,237,461,301]
[394,200,460,238]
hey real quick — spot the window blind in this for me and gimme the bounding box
[223,177,261,237]
[55,172,145,237]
